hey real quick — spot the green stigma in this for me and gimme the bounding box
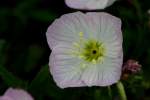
[82,39,105,63]
[72,32,106,64]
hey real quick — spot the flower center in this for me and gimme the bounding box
[82,39,105,63]
[72,32,106,64]
[92,50,97,54]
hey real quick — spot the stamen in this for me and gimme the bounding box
[92,59,97,64]
[79,32,84,37]
[71,32,106,64]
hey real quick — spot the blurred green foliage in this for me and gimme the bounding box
[0,0,150,100]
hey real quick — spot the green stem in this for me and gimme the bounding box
[108,86,112,99]
[94,89,101,100]
[116,81,127,100]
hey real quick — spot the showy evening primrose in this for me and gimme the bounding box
[46,12,123,88]
[65,0,117,10]
[0,88,34,100]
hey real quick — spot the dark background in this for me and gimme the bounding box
[0,0,150,100]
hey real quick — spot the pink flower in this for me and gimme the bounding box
[46,12,123,88]
[65,0,117,10]
[0,88,34,100]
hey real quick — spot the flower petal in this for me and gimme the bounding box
[65,0,89,10]
[106,0,117,7]
[81,56,122,86]
[49,43,85,88]
[65,0,117,10]
[86,0,108,10]
[86,12,122,58]
[0,96,13,100]
[4,88,33,100]
[46,12,93,49]
[46,12,102,49]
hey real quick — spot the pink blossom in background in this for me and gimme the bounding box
[65,0,117,10]
[0,88,34,100]
[123,59,141,74]
[121,59,141,80]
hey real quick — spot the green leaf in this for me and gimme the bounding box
[28,65,49,89]
[0,66,27,87]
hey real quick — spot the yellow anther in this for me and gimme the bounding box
[79,32,84,37]
[73,42,80,48]
[79,55,85,59]
[92,59,97,64]
[98,57,104,64]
